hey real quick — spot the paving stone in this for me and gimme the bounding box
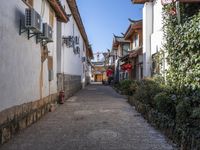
[0,84,177,150]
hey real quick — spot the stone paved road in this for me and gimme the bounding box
[1,84,176,150]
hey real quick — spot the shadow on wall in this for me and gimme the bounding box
[14,7,25,34]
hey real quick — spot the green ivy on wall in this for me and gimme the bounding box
[163,3,200,96]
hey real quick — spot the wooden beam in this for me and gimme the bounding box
[47,0,68,23]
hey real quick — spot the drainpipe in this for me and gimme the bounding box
[176,1,181,24]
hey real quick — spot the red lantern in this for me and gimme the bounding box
[121,63,132,72]
[126,63,132,72]
[126,64,132,69]
[106,69,113,77]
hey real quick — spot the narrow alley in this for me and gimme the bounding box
[1,84,175,150]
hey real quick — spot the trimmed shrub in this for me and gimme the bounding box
[118,80,134,95]
[191,107,200,119]
[176,100,192,124]
[129,80,140,94]
[154,92,176,118]
[134,78,163,106]
[153,75,165,85]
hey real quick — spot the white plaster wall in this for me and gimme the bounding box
[35,0,58,96]
[33,0,57,97]
[60,1,86,84]
[152,0,168,76]
[0,0,57,112]
[142,0,168,78]
[57,21,62,73]
[151,31,163,55]
[143,2,153,77]
[151,0,164,55]
[153,0,163,33]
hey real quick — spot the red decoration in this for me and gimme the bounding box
[126,63,132,72]
[106,69,113,77]
[121,63,132,72]
[169,7,177,15]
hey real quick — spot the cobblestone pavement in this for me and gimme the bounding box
[1,84,176,150]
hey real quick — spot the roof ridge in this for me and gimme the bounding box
[128,18,142,23]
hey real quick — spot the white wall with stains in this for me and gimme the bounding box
[57,0,87,87]
[0,0,57,112]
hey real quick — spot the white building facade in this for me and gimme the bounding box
[57,0,93,97]
[133,0,167,78]
[0,0,67,113]
[0,0,92,144]
[112,35,130,82]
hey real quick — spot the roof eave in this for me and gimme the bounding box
[67,0,89,46]
[48,0,69,23]
[125,25,142,40]
[124,25,132,40]
[88,47,94,59]
[131,0,152,4]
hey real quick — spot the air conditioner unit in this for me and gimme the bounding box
[74,36,79,45]
[74,46,80,54]
[63,36,73,47]
[25,8,42,33]
[39,23,53,41]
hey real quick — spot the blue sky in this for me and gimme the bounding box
[76,0,143,58]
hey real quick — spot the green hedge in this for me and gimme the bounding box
[163,4,200,95]
[114,80,135,95]
[114,5,200,149]
[154,92,176,118]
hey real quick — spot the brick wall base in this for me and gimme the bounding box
[57,73,82,99]
[86,76,90,85]
[0,93,58,145]
[0,74,82,145]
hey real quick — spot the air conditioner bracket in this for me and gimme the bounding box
[19,19,27,35]
[19,19,39,40]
